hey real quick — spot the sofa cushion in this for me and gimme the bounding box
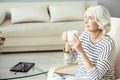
[0,10,6,25]
[10,6,50,23]
[49,3,85,22]
[0,20,84,37]
[109,17,120,79]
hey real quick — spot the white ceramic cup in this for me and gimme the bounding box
[68,30,78,41]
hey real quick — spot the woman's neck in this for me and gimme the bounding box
[90,31,105,43]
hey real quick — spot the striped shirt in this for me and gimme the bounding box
[64,31,116,80]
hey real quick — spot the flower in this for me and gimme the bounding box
[0,31,6,45]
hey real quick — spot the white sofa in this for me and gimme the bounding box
[0,1,97,52]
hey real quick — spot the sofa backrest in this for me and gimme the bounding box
[109,17,120,79]
[0,1,97,20]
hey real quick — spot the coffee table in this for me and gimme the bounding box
[0,65,48,80]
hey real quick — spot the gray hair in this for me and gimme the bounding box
[85,5,111,34]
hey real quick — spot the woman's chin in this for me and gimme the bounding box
[85,28,90,31]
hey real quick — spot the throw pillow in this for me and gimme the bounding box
[49,3,86,22]
[0,11,6,25]
[10,6,50,23]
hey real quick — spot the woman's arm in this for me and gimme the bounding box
[64,42,78,63]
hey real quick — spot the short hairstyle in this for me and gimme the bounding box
[85,5,111,34]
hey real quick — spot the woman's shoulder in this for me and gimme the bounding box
[80,31,90,37]
[104,35,114,43]
[79,31,90,40]
[100,35,115,47]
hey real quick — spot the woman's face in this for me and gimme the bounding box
[84,10,99,32]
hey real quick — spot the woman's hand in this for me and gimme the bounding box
[61,31,68,42]
[61,31,74,46]
[68,33,84,53]
[61,31,72,52]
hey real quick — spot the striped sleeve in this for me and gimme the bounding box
[64,48,78,63]
[86,39,115,80]
[87,59,111,80]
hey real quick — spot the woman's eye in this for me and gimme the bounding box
[89,17,93,19]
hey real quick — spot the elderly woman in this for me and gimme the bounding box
[53,5,115,80]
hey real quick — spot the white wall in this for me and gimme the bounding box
[95,0,120,18]
[0,0,120,18]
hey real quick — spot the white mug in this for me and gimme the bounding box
[67,30,78,41]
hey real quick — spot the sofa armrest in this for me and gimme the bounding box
[47,61,78,80]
